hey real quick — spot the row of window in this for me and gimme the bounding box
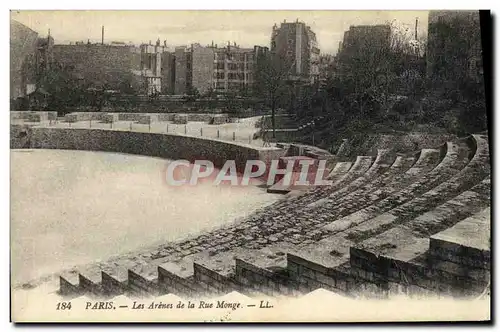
[213,72,253,80]
[214,53,255,61]
[215,63,253,70]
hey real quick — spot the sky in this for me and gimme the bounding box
[11,10,429,54]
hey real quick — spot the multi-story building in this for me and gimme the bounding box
[174,46,191,95]
[340,24,392,55]
[52,42,142,91]
[161,51,176,95]
[307,29,321,84]
[426,10,483,83]
[212,43,255,94]
[172,42,260,96]
[335,24,392,79]
[139,39,166,95]
[191,43,215,95]
[318,54,334,88]
[10,19,39,99]
[270,20,320,82]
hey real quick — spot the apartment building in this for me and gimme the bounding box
[174,46,191,95]
[270,20,320,82]
[171,42,259,96]
[10,20,39,99]
[426,10,483,83]
[140,39,166,95]
[212,43,255,94]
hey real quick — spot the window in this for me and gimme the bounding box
[216,62,225,70]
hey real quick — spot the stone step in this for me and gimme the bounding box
[192,250,243,296]
[101,268,128,297]
[322,138,485,239]
[286,237,355,296]
[327,161,352,180]
[157,262,208,298]
[316,149,443,224]
[128,268,160,297]
[233,246,301,297]
[59,273,81,298]
[350,219,490,298]
[78,271,102,297]
[429,208,490,270]
[406,179,491,237]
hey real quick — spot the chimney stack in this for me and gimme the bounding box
[101,25,104,45]
[415,17,419,40]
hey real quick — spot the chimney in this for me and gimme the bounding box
[415,17,419,40]
[101,25,104,45]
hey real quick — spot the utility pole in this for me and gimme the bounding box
[101,25,104,45]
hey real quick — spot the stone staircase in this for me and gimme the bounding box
[59,134,490,300]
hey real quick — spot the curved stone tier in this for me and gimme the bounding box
[55,134,490,300]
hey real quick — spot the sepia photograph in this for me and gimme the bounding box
[9,9,491,323]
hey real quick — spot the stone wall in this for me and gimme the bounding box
[337,133,458,159]
[11,111,58,121]
[11,126,285,173]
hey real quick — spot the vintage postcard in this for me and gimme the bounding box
[10,10,491,323]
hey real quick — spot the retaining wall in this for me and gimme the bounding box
[10,125,285,172]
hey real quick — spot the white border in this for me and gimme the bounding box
[2,1,498,330]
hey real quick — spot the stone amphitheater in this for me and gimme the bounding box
[11,112,491,301]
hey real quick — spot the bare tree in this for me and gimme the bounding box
[253,51,294,139]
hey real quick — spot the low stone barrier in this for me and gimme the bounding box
[101,113,119,123]
[173,114,188,124]
[211,114,228,125]
[65,112,105,122]
[11,111,57,122]
[137,114,159,124]
[12,126,285,173]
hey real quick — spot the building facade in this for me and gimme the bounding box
[174,46,191,95]
[340,25,392,55]
[212,43,255,94]
[171,42,260,96]
[270,20,320,82]
[161,51,176,95]
[10,20,39,99]
[140,40,166,95]
[52,42,142,91]
[426,10,483,83]
[191,43,215,95]
[335,24,392,79]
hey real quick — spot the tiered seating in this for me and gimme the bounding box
[58,134,490,300]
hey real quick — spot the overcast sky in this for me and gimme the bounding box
[11,10,429,54]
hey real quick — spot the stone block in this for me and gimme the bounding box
[173,114,188,124]
[128,270,159,297]
[102,113,119,123]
